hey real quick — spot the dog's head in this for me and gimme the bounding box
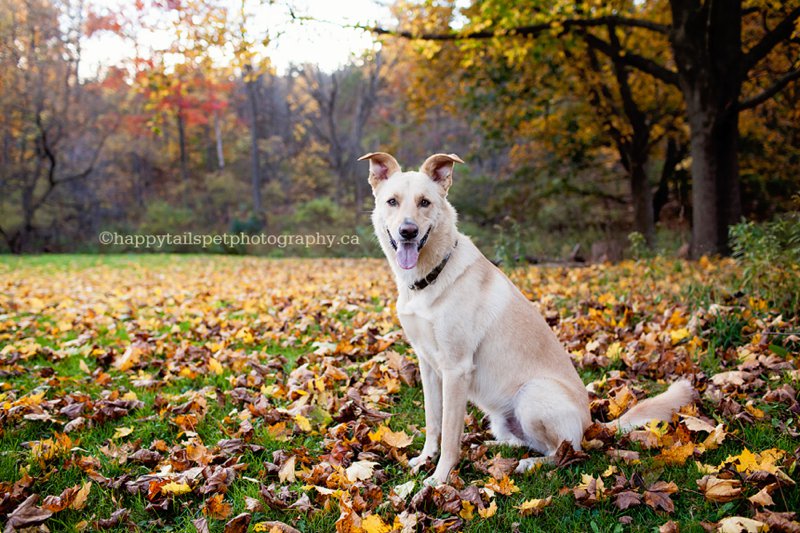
[359,152,464,270]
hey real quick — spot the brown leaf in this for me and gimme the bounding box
[615,490,642,510]
[192,517,210,533]
[486,455,519,480]
[659,520,680,533]
[753,511,800,533]
[254,522,302,533]
[96,508,130,529]
[203,493,232,520]
[223,513,251,533]
[644,481,678,513]
[5,495,53,531]
[553,440,589,468]
[696,475,742,503]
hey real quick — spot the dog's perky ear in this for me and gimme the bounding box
[420,153,464,192]
[358,152,401,190]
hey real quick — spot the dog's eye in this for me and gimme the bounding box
[419,198,431,208]
[387,198,398,207]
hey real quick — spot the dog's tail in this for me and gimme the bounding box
[603,379,694,433]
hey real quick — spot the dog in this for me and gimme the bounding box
[359,152,694,486]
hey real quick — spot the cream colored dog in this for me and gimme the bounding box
[359,152,694,486]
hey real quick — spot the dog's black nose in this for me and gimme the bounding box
[399,222,419,240]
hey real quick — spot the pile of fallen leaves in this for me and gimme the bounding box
[0,256,798,532]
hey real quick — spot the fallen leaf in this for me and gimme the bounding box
[515,496,552,516]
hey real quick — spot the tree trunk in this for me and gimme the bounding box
[670,0,743,257]
[685,100,741,256]
[630,161,655,244]
[244,74,262,218]
[214,110,225,169]
[176,110,189,184]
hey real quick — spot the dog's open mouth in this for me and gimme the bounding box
[389,226,431,270]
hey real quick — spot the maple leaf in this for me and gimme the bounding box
[615,490,642,510]
[656,442,695,466]
[345,460,378,482]
[644,481,678,513]
[223,513,252,533]
[696,475,742,503]
[278,455,296,483]
[716,516,767,533]
[516,496,552,516]
[361,514,392,533]
[5,495,53,530]
[203,493,233,520]
[748,485,776,507]
[484,475,520,495]
[478,500,497,518]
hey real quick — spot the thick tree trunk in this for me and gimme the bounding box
[685,100,741,256]
[244,76,262,217]
[670,0,743,258]
[630,162,656,245]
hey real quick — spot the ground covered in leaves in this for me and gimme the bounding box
[1,255,798,533]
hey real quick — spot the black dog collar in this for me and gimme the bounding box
[410,239,458,291]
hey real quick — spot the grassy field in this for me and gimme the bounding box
[0,255,798,532]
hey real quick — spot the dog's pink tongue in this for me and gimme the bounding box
[396,242,419,270]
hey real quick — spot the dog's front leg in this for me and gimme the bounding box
[426,365,471,486]
[409,357,442,471]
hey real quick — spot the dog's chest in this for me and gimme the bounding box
[396,300,441,369]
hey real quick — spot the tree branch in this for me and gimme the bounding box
[738,67,800,110]
[365,15,669,41]
[581,32,680,86]
[741,6,800,73]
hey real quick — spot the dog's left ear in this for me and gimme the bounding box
[420,153,464,193]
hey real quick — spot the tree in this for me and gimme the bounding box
[371,0,800,256]
[0,0,119,252]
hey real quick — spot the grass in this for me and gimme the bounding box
[0,254,798,532]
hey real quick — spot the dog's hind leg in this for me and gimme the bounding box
[512,378,588,470]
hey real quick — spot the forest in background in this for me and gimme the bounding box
[1,0,799,260]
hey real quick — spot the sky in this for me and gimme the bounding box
[79,0,395,78]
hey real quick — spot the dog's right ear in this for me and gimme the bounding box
[358,152,401,191]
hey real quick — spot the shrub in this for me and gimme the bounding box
[728,203,800,313]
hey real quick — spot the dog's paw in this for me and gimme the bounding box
[422,475,444,488]
[408,454,432,473]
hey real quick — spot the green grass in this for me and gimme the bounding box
[1,254,798,532]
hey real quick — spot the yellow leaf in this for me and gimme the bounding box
[657,442,695,466]
[71,481,91,510]
[112,427,133,439]
[485,475,520,495]
[515,496,552,516]
[161,481,192,495]
[670,328,690,344]
[294,414,312,433]
[459,500,475,520]
[361,514,391,533]
[208,357,223,375]
[382,428,413,449]
[478,500,497,518]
